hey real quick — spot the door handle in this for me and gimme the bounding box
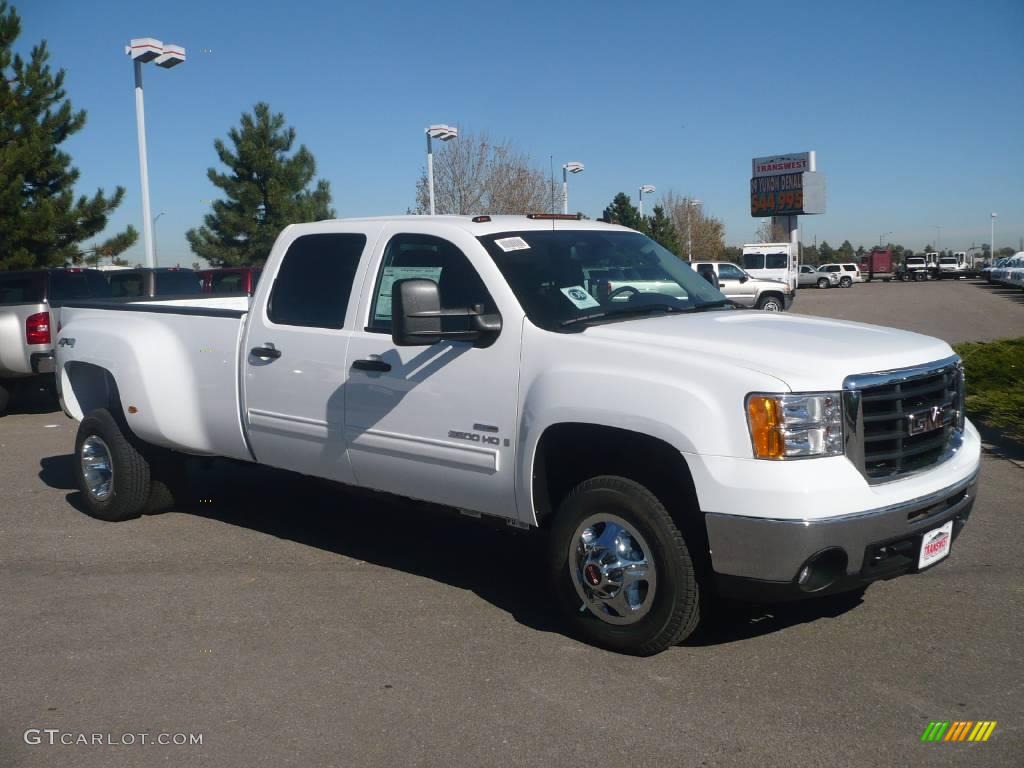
[250,345,281,360]
[351,359,391,372]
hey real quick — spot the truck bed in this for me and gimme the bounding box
[57,295,253,461]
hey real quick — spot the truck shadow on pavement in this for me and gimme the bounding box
[973,282,1024,305]
[39,452,866,650]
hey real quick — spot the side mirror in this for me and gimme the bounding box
[391,278,502,347]
[739,274,749,283]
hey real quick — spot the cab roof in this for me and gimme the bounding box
[305,214,630,237]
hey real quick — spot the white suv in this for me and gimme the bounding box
[818,263,860,288]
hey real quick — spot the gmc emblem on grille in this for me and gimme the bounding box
[907,404,952,436]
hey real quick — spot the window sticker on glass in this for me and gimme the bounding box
[560,285,601,310]
[494,236,531,252]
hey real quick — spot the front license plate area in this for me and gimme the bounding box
[918,520,954,570]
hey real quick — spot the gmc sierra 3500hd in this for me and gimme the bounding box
[54,215,980,656]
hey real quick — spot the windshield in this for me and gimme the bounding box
[478,230,727,330]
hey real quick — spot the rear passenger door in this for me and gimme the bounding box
[242,228,377,484]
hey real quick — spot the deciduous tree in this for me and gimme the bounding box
[412,130,550,215]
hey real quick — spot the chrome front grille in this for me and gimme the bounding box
[842,356,964,483]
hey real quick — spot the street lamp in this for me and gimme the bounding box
[425,124,458,215]
[562,162,584,215]
[687,200,702,262]
[125,38,185,270]
[879,231,892,247]
[933,225,941,250]
[638,185,655,218]
[152,211,166,265]
[991,212,998,263]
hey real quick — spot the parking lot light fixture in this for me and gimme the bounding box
[879,231,892,247]
[126,38,186,270]
[638,184,655,218]
[562,162,584,215]
[425,124,458,216]
[990,213,997,262]
[687,199,702,262]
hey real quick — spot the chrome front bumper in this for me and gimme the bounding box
[705,469,978,600]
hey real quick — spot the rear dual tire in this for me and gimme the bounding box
[0,381,10,416]
[75,408,185,521]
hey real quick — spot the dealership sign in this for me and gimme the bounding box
[752,152,814,178]
[750,150,825,216]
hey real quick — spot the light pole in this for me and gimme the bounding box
[687,200,702,261]
[638,184,655,218]
[561,162,584,215]
[933,225,941,250]
[425,124,457,215]
[125,38,185,269]
[152,211,165,265]
[879,231,892,247]
[990,212,997,263]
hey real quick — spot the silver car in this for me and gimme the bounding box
[0,268,111,415]
[692,261,793,311]
[799,265,839,288]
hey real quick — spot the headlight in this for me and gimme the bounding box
[746,393,844,459]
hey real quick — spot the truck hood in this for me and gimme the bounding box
[580,310,954,391]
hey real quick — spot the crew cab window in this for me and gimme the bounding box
[800,266,815,274]
[718,264,745,281]
[267,233,366,329]
[368,234,494,333]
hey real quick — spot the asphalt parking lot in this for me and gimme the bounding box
[1,279,1022,768]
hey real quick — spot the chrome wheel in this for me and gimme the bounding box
[569,514,657,625]
[81,435,114,501]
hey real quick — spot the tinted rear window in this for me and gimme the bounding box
[0,273,45,304]
[49,271,111,304]
[211,272,244,293]
[155,271,202,295]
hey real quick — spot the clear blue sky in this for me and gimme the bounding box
[18,0,1024,265]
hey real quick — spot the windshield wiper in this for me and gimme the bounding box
[560,303,687,327]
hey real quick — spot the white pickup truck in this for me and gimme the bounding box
[55,215,980,655]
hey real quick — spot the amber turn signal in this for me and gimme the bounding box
[747,395,785,459]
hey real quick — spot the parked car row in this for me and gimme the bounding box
[984,254,1024,288]
[0,265,261,414]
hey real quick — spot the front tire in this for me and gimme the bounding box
[816,278,829,289]
[548,476,701,656]
[75,409,153,521]
[757,294,784,311]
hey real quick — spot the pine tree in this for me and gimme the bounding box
[187,103,334,266]
[645,205,681,255]
[0,2,136,270]
[602,192,643,231]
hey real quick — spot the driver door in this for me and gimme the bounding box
[343,229,521,519]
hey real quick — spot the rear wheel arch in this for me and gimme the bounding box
[63,362,122,421]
